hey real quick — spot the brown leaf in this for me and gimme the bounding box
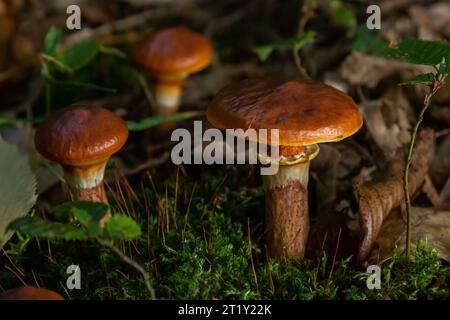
[340,52,432,88]
[355,129,434,262]
[367,207,450,264]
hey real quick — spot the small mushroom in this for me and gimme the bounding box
[132,27,213,115]
[207,78,363,259]
[0,286,64,300]
[35,106,129,223]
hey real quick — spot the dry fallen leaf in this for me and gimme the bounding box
[360,87,412,153]
[355,129,434,262]
[408,3,450,40]
[367,207,450,264]
[430,134,450,187]
[340,51,432,89]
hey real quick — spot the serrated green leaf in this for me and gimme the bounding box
[44,26,62,56]
[52,201,108,227]
[56,39,99,71]
[387,39,450,66]
[127,111,203,131]
[104,215,141,241]
[7,216,86,241]
[252,32,316,62]
[0,137,37,248]
[400,73,435,86]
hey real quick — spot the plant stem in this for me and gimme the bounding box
[403,77,444,258]
[98,239,156,300]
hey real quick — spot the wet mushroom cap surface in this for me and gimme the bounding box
[35,106,129,165]
[207,78,363,146]
[132,27,213,75]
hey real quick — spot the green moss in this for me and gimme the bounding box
[1,165,448,300]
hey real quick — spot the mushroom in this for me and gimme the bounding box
[207,78,363,259]
[0,286,64,300]
[132,27,213,116]
[35,106,129,222]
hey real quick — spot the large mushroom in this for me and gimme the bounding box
[132,27,213,116]
[35,106,129,223]
[207,78,363,259]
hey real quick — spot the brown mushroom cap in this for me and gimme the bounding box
[35,106,129,165]
[132,27,213,75]
[0,286,64,300]
[207,78,363,146]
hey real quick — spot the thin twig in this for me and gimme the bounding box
[404,73,447,257]
[97,239,156,300]
[292,0,314,78]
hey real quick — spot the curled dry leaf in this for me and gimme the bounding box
[367,207,450,264]
[339,51,432,88]
[355,129,434,262]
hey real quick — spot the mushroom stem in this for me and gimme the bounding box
[153,82,183,114]
[62,160,111,224]
[262,160,310,259]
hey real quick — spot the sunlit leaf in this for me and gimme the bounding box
[385,38,450,66]
[104,215,141,241]
[57,39,100,71]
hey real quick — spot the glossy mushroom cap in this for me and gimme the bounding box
[35,106,129,166]
[207,78,363,147]
[0,286,64,300]
[132,27,213,76]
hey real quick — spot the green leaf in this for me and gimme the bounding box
[0,117,16,129]
[386,39,450,66]
[52,201,108,224]
[332,7,356,29]
[0,137,37,248]
[57,39,99,71]
[352,25,388,56]
[400,73,435,86]
[52,201,109,237]
[103,215,141,241]
[252,32,316,62]
[44,26,62,56]
[439,57,449,75]
[0,117,41,129]
[7,216,86,241]
[127,111,203,131]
